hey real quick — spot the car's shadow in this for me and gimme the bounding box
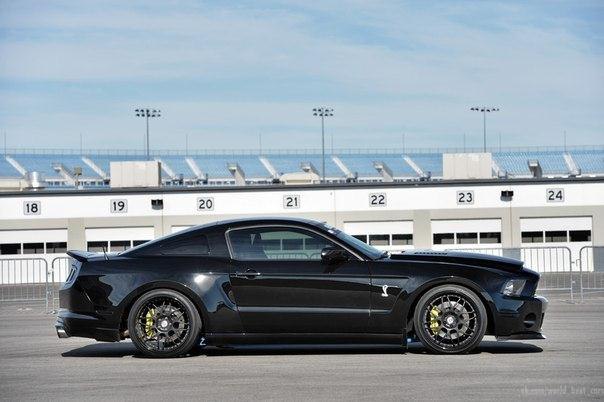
[61,340,543,358]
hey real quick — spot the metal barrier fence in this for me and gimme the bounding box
[1,249,598,311]
[447,246,577,301]
[50,257,71,312]
[0,258,50,311]
[579,246,604,298]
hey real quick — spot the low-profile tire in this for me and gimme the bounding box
[413,284,487,354]
[128,289,202,358]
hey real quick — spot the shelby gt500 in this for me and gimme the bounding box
[56,217,547,357]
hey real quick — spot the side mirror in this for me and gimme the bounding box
[321,247,349,264]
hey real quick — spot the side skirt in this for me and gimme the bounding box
[204,333,405,346]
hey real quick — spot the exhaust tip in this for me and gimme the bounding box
[56,327,69,338]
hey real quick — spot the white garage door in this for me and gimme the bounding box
[343,221,413,252]
[85,227,155,252]
[520,216,593,271]
[431,219,502,251]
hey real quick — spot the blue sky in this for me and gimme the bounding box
[0,0,602,151]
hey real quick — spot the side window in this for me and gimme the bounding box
[229,227,337,261]
[157,235,210,255]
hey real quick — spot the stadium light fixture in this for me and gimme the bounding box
[312,107,334,183]
[470,106,499,153]
[135,108,162,160]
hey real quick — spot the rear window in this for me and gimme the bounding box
[155,235,210,256]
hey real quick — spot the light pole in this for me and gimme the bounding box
[135,108,161,160]
[312,107,333,183]
[470,106,499,152]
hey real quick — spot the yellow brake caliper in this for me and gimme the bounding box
[145,308,155,337]
[429,306,441,334]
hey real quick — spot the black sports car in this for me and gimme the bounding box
[56,217,547,357]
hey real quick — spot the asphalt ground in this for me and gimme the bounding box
[0,296,603,401]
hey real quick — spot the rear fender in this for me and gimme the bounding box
[118,280,210,333]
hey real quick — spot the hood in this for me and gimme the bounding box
[388,249,524,272]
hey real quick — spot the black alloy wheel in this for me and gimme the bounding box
[413,285,487,354]
[128,289,202,358]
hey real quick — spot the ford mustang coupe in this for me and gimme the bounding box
[56,217,547,357]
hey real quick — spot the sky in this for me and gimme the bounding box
[0,0,602,151]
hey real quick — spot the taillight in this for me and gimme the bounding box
[64,258,80,284]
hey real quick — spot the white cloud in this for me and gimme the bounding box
[0,0,602,149]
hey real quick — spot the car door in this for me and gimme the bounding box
[227,225,371,333]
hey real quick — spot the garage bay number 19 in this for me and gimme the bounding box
[110,199,128,213]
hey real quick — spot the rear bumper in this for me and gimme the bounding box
[493,295,548,340]
[55,309,121,342]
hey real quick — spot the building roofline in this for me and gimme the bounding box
[1,176,602,197]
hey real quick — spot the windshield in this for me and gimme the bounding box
[320,223,384,260]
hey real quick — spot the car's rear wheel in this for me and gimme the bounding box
[128,289,202,358]
[413,284,487,354]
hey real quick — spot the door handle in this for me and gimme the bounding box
[234,269,261,278]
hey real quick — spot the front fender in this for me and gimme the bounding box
[403,276,497,334]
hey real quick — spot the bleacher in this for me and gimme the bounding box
[1,146,602,187]
[569,150,604,174]
[338,154,416,177]
[493,151,569,175]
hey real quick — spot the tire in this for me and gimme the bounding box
[413,284,487,354]
[128,289,202,358]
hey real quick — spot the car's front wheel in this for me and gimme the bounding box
[413,284,487,354]
[128,289,202,358]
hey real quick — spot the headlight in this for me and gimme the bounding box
[502,279,526,296]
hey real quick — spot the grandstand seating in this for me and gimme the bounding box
[269,154,342,177]
[569,150,604,174]
[493,151,568,175]
[1,147,602,186]
[0,157,18,178]
[407,153,443,176]
[192,154,268,179]
[338,154,415,177]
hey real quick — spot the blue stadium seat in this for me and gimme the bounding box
[267,154,342,177]
[570,150,604,174]
[407,153,443,176]
[493,151,568,175]
[192,154,268,179]
[338,154,416,177]
[7,154,99,179]
[2,148,601,184]
[155,156,195,179]
[0,157,20,178]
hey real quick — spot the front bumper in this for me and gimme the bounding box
[493,295,548,340]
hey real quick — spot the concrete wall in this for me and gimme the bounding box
[0,178,602,252]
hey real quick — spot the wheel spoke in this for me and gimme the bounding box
[135,296,191,353]
[422,291,479,351]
